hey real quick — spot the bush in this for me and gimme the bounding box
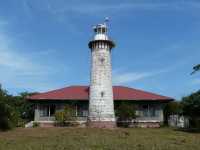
[0,102,14,131]
[0,85,34,130]
[55,111,66,126]
[17,92,35,122]
[181,90,200,128]
[163,101,183,125]
[181,91,200,117]
[55,105,75,126]
[33,122,39,128]
[115,102,136,127]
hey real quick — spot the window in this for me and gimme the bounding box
[97,28,101,34]
[39,105,56,117]
[101,91,104,98]
[142,105,149,117]
[100,58,105,64]
[50,105,56,116]
[141,104,158,117]
[102,28,106,33]
[77,103,88,117]
[149,107,156,117]
[39,105,48,117]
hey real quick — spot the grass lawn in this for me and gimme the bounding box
[0,127,200,150]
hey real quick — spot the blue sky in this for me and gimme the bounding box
[0,0,200,99]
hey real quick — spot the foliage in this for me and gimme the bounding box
[191,64,200,74]
[181,90,200,117]
[0,86,21,130]
[115,102,136,127]
[0,87,14,130]
[0,101,13,130]
[164,101,183,124]
[55,105,75,126]
[181,90,200,128]
[55,111,66,126]
[32,122,39,128]
[14,92,35,122]
[0,84,35,130]
[167,101,183,115]
[164,91,200,128]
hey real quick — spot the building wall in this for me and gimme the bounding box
[33,101,165,126]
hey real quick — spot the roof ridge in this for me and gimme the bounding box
[28,85,173,101]
[113,85,172,99]
[133,88,170,98]
[68,85,89,87]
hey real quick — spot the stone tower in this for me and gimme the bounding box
[88,21,116,128]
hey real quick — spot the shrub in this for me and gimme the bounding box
[16,92,35,122]
[0,102,13,131]
[181,90,200,129]
[0,85,33,130]
[115,102,136,127]
[33,122,39,128]
[55,105,75,126]
[164,101,183,125]
[55,111,66,126]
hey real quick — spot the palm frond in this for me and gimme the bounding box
[191,64,200,75]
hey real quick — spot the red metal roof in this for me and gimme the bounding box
[27,86,173,101]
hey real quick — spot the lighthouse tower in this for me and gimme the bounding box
[88,20,116,128]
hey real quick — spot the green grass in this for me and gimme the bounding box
[0,127,200,150]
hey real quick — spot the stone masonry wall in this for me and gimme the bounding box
[89,42,115,122]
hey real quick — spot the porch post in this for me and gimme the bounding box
[34,104,40,121]
[75,104,78,117]
[48,105,50,121]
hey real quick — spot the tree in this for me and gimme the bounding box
[0,86,20,130]
[0,84,36,130]
[115,102,136,127]
[0,101,13,130]
[163,101,183,125]
[181,91,200,117]
[191,64,200,74]
[181,90,200,128]
[14,92,35,121]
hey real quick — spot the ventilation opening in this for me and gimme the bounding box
[101,91,105,98]
[100,58,105,64]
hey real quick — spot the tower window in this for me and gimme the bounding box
[101,91,104,97]
[100,58,105,64]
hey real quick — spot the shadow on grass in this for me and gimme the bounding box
[174,128,200,133]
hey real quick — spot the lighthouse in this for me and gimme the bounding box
[88,20,116,128]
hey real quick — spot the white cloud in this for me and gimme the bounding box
[0,18,67,94]
[0,27,36,72]
[112,69,170,85]
[0,50,34,71]
[30,1,200,16]
[113,72,149,84]
[191,78,200,85]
